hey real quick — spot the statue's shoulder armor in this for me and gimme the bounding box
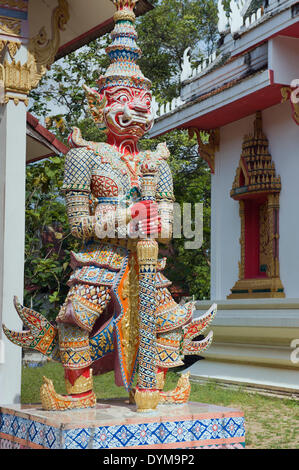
[156,142,170,162]
[62,147,95,193]
[91,142,120,166]
[65,146,94,161]
[145,142,170,166]
[149,143,174,202]
[68,127,113,156]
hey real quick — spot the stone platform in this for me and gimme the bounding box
[0,399,245,449]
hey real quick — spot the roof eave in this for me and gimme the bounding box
[26,112,69,164]
[55,0,154,61]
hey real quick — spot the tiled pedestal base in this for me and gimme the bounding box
[0,400,245,449]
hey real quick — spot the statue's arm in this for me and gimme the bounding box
[156,160,175,244]
[65,191,132,240]
[63,148,132,241]
[65,190,94,239]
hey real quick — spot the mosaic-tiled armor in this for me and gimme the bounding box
[3,0,216,411]
[56,136,194,389]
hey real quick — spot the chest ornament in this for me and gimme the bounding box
[91,175,119,198]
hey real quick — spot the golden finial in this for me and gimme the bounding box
[113,0,138,8]
[112,0,138,21]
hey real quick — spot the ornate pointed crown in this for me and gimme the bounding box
[97,0,152,92]
[231,112,281,199]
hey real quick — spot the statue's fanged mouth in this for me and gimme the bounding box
[111,107,153,133]
[119,113,151,127]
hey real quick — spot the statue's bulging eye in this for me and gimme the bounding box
[118,95,129,103]
[143,95,152,108]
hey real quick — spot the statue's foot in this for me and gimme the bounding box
[129,371,165,406]
[134,388,160,413]
[40,376,96,411]
[159,372,191,405]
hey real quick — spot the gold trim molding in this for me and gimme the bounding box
[188,128,220,174]
[1,0,70,105]
[27,0,70,89]
[281,86,299,126]
[0,58,31,105]
[0,39,21,58]
[227,277,285,299]
[0,16,21,36]
[0,0,28,10]
[228,112,285,300]
[3,93,29,106]
[4,59,30,93]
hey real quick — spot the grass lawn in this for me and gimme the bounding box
[22,362,299,449]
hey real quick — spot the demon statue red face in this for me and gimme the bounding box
[82,84,154,154]
[103,86,154,139]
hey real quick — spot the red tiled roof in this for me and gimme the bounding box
[27,112,69,157]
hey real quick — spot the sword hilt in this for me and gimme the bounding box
[140,155,158,202]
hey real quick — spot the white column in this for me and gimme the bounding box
[0,98,27,404]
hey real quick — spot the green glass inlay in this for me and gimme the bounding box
[252,289,271,293]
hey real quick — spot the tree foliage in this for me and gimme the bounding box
[25,157,72,318]
[137,0,219,100]
[27,0,220,317]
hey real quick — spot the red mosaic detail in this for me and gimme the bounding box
[91,175,118,197]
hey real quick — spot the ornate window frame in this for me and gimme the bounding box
[228,112,285,299]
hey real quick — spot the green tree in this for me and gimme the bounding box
[29,38,110,140]
[137,0,219,100]
[25,156,75,319]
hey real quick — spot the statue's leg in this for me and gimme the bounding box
[40,284,111,411]
[155,287,216,404]
[154,286,194,404]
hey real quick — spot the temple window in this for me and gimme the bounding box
[228,112,285,299]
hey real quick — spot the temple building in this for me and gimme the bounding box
[0,0,152,405]
[150,0,299,396]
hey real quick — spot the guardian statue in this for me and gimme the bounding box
[3,0,216,412]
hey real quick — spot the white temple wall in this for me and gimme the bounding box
[263,101,299,298]
[0,100,26,405]
[211,101,299,300]
[211,113,252,300]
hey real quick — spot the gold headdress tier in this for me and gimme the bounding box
[97,0,151,92]
[113,0,138,22]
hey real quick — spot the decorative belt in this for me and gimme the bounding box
[85,237,138,252]
[97,197,120,205]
